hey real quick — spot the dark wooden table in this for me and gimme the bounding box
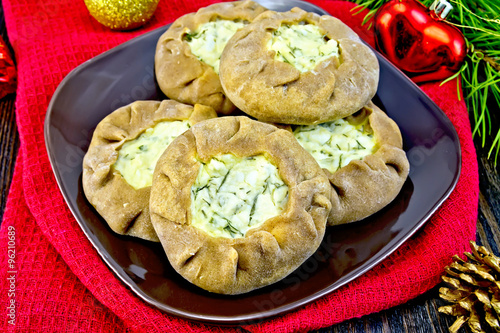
[1,5,498,333]
[0,4,18,223]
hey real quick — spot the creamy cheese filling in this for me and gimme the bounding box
[293,119,376,173]
[114,120,191,190]
[185,19,245,74]
[190,154,288,239]
[267,23,339,72]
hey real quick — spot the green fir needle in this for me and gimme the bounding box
[353,0,500,165]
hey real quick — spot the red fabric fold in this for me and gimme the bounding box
[0,0,478,332]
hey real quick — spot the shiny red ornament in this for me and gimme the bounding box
[374,0,467,83]
[0,35,17,99]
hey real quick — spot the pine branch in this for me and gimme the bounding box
[478,50,500,73]
[354,0,500,165]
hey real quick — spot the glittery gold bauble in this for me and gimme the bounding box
[84,0,160,30]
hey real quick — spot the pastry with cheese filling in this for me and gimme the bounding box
[293,102,409,225]
[82,100,217,242]
[219,7,379,124]
[150,116,332,294]
[155,0,267,115]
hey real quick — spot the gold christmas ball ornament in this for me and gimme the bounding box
[84,0,160,30]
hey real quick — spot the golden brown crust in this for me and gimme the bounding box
[218,7,379,124]
[326,102,409,225]
[150,116,332,294]
[154,0,267,115]
[82,100,217,242]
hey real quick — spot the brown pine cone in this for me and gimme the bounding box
[439,241,500,333]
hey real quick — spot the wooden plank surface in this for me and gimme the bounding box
[0,3,18,222]
[0,94,17,222]
[1,3,498,332]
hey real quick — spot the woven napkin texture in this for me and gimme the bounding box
[0,0,479,332]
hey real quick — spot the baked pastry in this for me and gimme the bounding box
[292,102,409,225]
[150,116,332,294]
[82,100,217,242]
[155,0,267,115]
[219,7,379,124]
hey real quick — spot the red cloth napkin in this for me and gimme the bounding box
[0,0,479,332]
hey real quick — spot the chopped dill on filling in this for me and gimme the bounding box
[184,19,245,74]
[293,118,376,173]
[190,154,289,238]
[267,23,339,72]
[114,120,191,190]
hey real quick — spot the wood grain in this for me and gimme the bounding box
[0,95,18,221]
[0,2,19,222]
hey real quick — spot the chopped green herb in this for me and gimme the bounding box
[217,169,231,191]
[194,184,208,194]
[249,195,258,224]
[338,154,344,171]
[224,223,241,238]
[356,139,366,149]
[184,32,198,42]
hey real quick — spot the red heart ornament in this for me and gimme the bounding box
[374,0,467,83]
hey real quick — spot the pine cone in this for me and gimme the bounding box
[439,241,500,333]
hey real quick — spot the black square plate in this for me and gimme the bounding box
[45,0,461,325]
